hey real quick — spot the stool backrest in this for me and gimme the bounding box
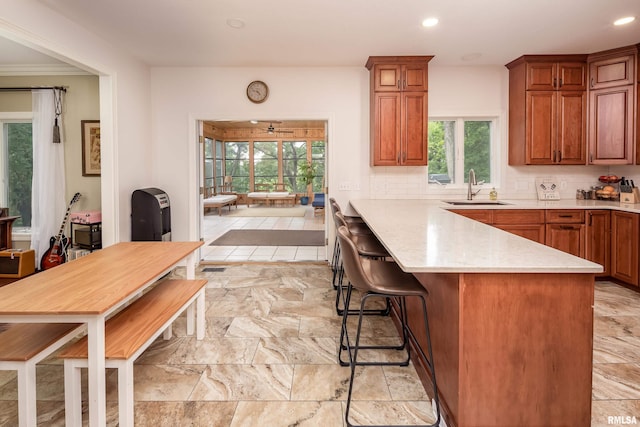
[333,211,348,229]
[336,225,373,292]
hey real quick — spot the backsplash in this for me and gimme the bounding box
[366,164,639,200]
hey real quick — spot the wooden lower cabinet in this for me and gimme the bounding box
[448,209,492,224]
[545,210,585,258]
[493,209,546,244]
[546,224,585,257]
[611,210,640,286]
[586,210,611,277]
[408,272,594,427]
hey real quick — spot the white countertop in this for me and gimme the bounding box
[349,199,604,274]
[440,197,640,213]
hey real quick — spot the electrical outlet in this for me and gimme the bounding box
[338,183,349,191]
[560,181,567,190]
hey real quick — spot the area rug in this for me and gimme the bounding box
[225,206,307,217]
[210,229,324,246]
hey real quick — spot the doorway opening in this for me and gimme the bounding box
[198,119,328,263]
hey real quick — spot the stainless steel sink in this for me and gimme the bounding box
[443,200,510,206]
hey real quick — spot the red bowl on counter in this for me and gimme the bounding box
[599,175,622,183]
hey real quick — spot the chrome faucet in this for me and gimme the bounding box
[467,169,483,200]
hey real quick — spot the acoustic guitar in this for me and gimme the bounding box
[40,192,81,270]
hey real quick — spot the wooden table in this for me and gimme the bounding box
[0,241,203,426]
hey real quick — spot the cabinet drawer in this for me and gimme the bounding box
[546,210,585,224]
[492,209,545,225]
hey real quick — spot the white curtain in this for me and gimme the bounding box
[31,90,66,265]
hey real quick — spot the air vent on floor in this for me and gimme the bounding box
[202,267,226,273]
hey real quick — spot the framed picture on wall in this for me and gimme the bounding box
[81,120,101,176]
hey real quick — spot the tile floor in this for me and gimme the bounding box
[0,264,639,426]
[201,206,327,263]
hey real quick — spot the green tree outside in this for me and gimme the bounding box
[7,123,32,227]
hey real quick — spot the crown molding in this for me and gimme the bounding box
[0,63,91,76]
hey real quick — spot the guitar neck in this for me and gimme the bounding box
[53,193,81,244]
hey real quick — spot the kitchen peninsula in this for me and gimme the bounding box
[350,199,602,427]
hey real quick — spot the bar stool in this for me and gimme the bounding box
[336,225,441,427]
[332,210,391,318]
[329,199,369,289]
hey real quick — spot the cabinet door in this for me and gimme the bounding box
[556,91,586,164]
[526,91,555,164]
[589,54,635,90]
[401,92,428,165]
[586,210,610,277]
[371,92,402,165]
[557,62,587,91]
[403,63,429,91]
[373,64,401,92]
[545,224,585,258]
[526,62,586,90]
[588,85,634,164]
[526,62,557,90]
[610,211,639,286]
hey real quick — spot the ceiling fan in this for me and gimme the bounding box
[262,121,294,135]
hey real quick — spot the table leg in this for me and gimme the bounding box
[87,317,106,427]
[196,291,205,340]
[186,252,196,280]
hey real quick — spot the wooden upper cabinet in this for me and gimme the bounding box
[371,62,428,92]
[587,45,638,165]
[588,85,634,164]
[507,55,587,165]
[366,56,433,166]
[589,53,635,90]
[527,62,587,91]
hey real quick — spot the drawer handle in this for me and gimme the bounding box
[560,225,578,230]
[558,214,574,218]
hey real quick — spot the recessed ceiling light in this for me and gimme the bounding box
[226,18,245,29]
[422,17,439,27]
[614,16,635,26]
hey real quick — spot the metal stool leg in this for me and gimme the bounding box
[343,294,441,427]
[339,292,410,367]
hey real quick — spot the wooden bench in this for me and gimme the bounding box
[0,322,84,427]
[203,194,238,215]
[59,278,207,427]
[247,191,296,207]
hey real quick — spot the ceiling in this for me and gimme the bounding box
[2,0,637,68]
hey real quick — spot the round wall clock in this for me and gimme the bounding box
[246,80,269,104]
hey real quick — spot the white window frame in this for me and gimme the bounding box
[428,115,499,189]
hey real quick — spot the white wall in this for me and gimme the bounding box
[152,63,624,245]
[150,66,369,241]
[1,0,154,244]
[0,75,101,212]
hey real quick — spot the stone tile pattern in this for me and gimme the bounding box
[0,265,637,425]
